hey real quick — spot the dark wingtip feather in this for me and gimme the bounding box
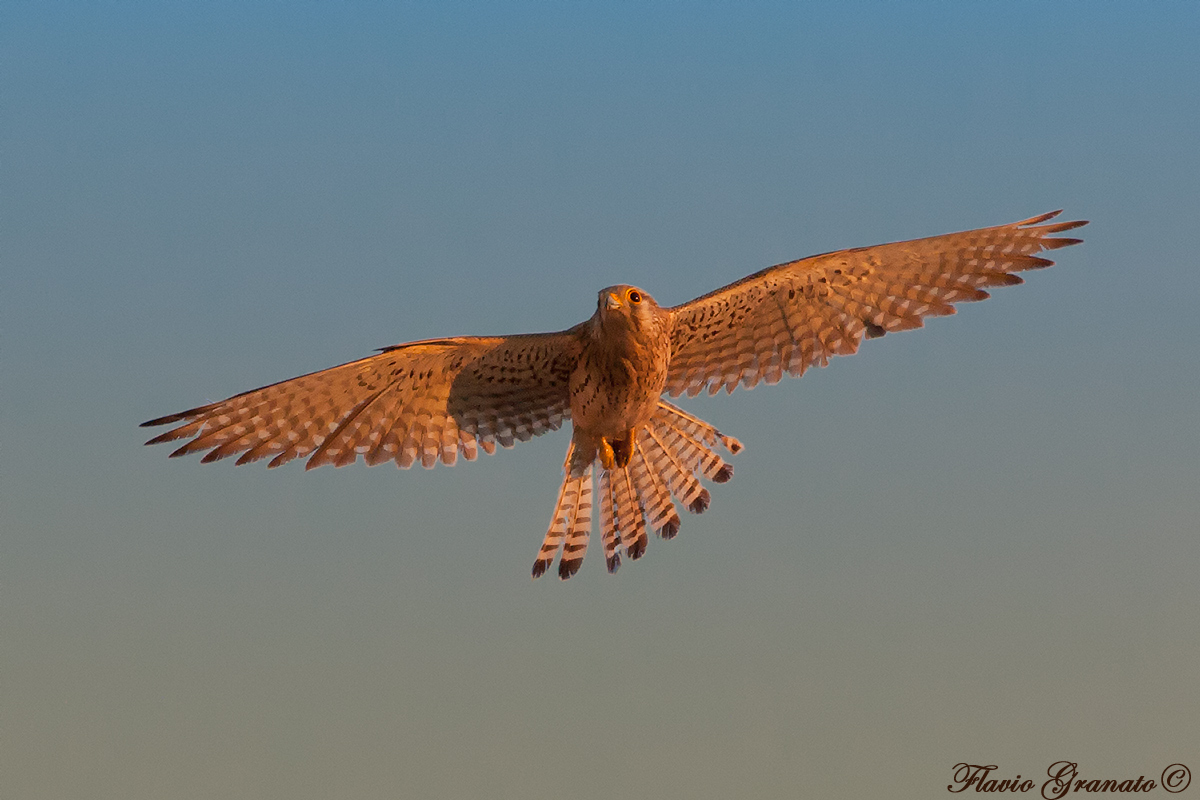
[713,464,734,484]
[200,449,230,464]
[688,490,711,515]
[141,414,181,428]
[606,554,621,574]
[1020,210,1063,226]
[1042,236,1085,250]
[1023,212,1087,238]
[864,321,887,339]
[140,404,212,427]
[558,558,582,580]
[531,559,550,579]
[145,429,186,446]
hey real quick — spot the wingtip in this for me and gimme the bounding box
[144,430,177,446]
[1019,209,1063,226]
[1019,211,1089,236]
[140,403,212,428]
[140,413,181,428]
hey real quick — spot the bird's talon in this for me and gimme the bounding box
[599,439,615,470]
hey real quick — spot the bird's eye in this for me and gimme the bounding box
[628,290,642,304]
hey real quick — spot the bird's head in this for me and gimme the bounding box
[596,285,660,332]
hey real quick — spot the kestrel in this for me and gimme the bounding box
[143,211,1086,579]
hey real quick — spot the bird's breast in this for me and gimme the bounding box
[569,327,670,438]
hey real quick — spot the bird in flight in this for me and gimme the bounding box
[143,211,1086,579]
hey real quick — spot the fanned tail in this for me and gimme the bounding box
[532,401,743,579]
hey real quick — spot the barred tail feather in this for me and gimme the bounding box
[532,474,573,578]
[558,464,593,579]
[598,469,622,573]
[653,416,734,484]
[532,444,594,579]
[610,465,649,560]
[534,403,743,577]
[629,439,682,539]
[642,424,710,514]
[654,400,743,456]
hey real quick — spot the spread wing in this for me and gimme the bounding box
[142,330,583,470]
[665,211,1087,396]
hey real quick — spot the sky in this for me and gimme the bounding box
[3,3,1199,798]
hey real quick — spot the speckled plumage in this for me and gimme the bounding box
[143,211,1086,579]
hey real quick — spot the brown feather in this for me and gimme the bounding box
[665,212,1087,396]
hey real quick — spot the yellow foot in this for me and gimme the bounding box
[599,431,636,471]
[611,429,635,469]
[599,438,615,470]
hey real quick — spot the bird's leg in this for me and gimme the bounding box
[610,429,635,469]
[598,438,616,470]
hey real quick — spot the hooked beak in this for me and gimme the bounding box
[606,293,622,311]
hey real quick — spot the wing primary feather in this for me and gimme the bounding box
[664,212,1086,397]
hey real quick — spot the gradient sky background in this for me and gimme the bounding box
[4,3,1199,798]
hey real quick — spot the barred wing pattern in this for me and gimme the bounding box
[144,210,1085,581]
[142,332,582,470]
[665,211,1087,397]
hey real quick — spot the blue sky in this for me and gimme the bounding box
[4,3,1199,798]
